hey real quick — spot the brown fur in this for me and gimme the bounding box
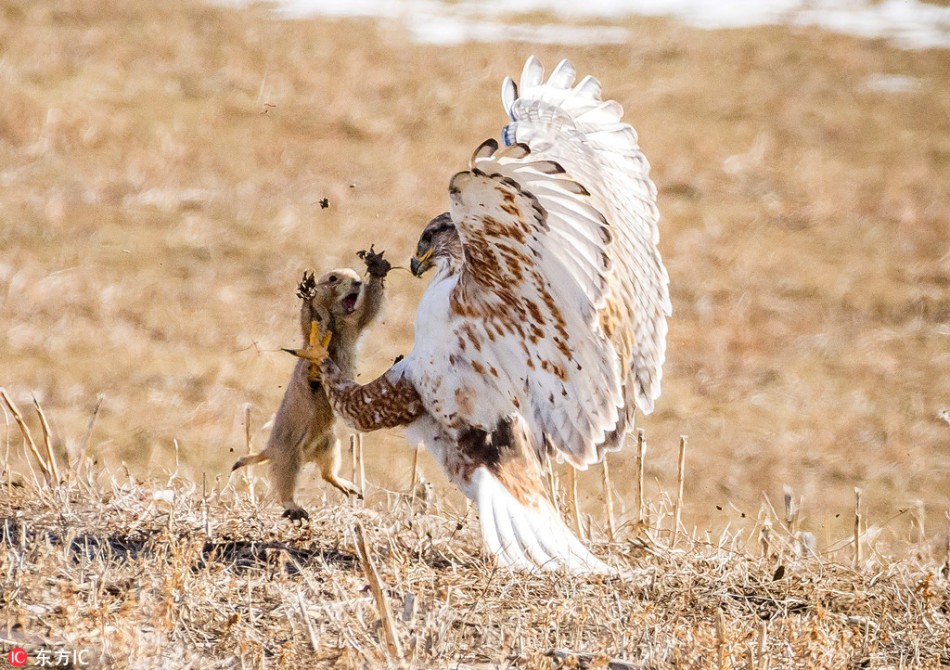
[233,263,386,519]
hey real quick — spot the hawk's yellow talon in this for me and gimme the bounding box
[285,320,331,367]
[307,320,332,350]
[309,320,320,347]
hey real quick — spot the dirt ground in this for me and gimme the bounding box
[2,0,949,554]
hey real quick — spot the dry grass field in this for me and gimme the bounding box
[1,474,948,668]
[1,0,949,666]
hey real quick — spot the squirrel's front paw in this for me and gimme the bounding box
[296,270,317,300]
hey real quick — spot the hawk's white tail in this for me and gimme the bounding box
[471,467,620,576]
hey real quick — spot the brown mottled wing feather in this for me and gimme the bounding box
[319,358,425,433]
[501,57,671,460]
[447,140,625,469]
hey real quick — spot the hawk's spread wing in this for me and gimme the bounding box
[447,58,670,469]
[503,57,671,449]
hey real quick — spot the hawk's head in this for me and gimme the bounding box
[411,212,461,277]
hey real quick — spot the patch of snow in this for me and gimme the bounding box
[409,16,630,45]
[263,0,950,50]
[861,73,925,93]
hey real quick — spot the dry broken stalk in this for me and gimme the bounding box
[199,472,209,538]
[357,433,365,498]
[296,591,320,652]
[410,443,420,491]
[756,620,769,670]
[0,388,52,484]
[945,508,950,576]
[602,455,616,541]
[760,516,772,560]
[409,444,421,510]
[715,608,727,670]
[568,467,584,541]
[910,499,925,543]
[636,429,646,525]
[783,484,798,535]
[32,398,60,484]
[674,435,688,545]
[547,458,560,514]
[243,403,252,456]
[854,487,863,568]
[354,522,403,660]
[77,394,103,468]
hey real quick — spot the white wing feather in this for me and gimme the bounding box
[448,155,624,463]
[504,56,671,427]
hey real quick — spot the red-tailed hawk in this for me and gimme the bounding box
[292,57,670,575]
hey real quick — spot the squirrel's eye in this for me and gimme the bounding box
[329,274,338,283]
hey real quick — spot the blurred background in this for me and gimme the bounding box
[1,0,948,549]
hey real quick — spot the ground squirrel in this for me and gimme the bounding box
[232,247,391,519]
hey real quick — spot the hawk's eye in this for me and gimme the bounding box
[328,274,338,283]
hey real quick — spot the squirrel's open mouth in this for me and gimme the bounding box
[341,292,359,314]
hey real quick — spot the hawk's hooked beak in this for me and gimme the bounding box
[410,247,434,277]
